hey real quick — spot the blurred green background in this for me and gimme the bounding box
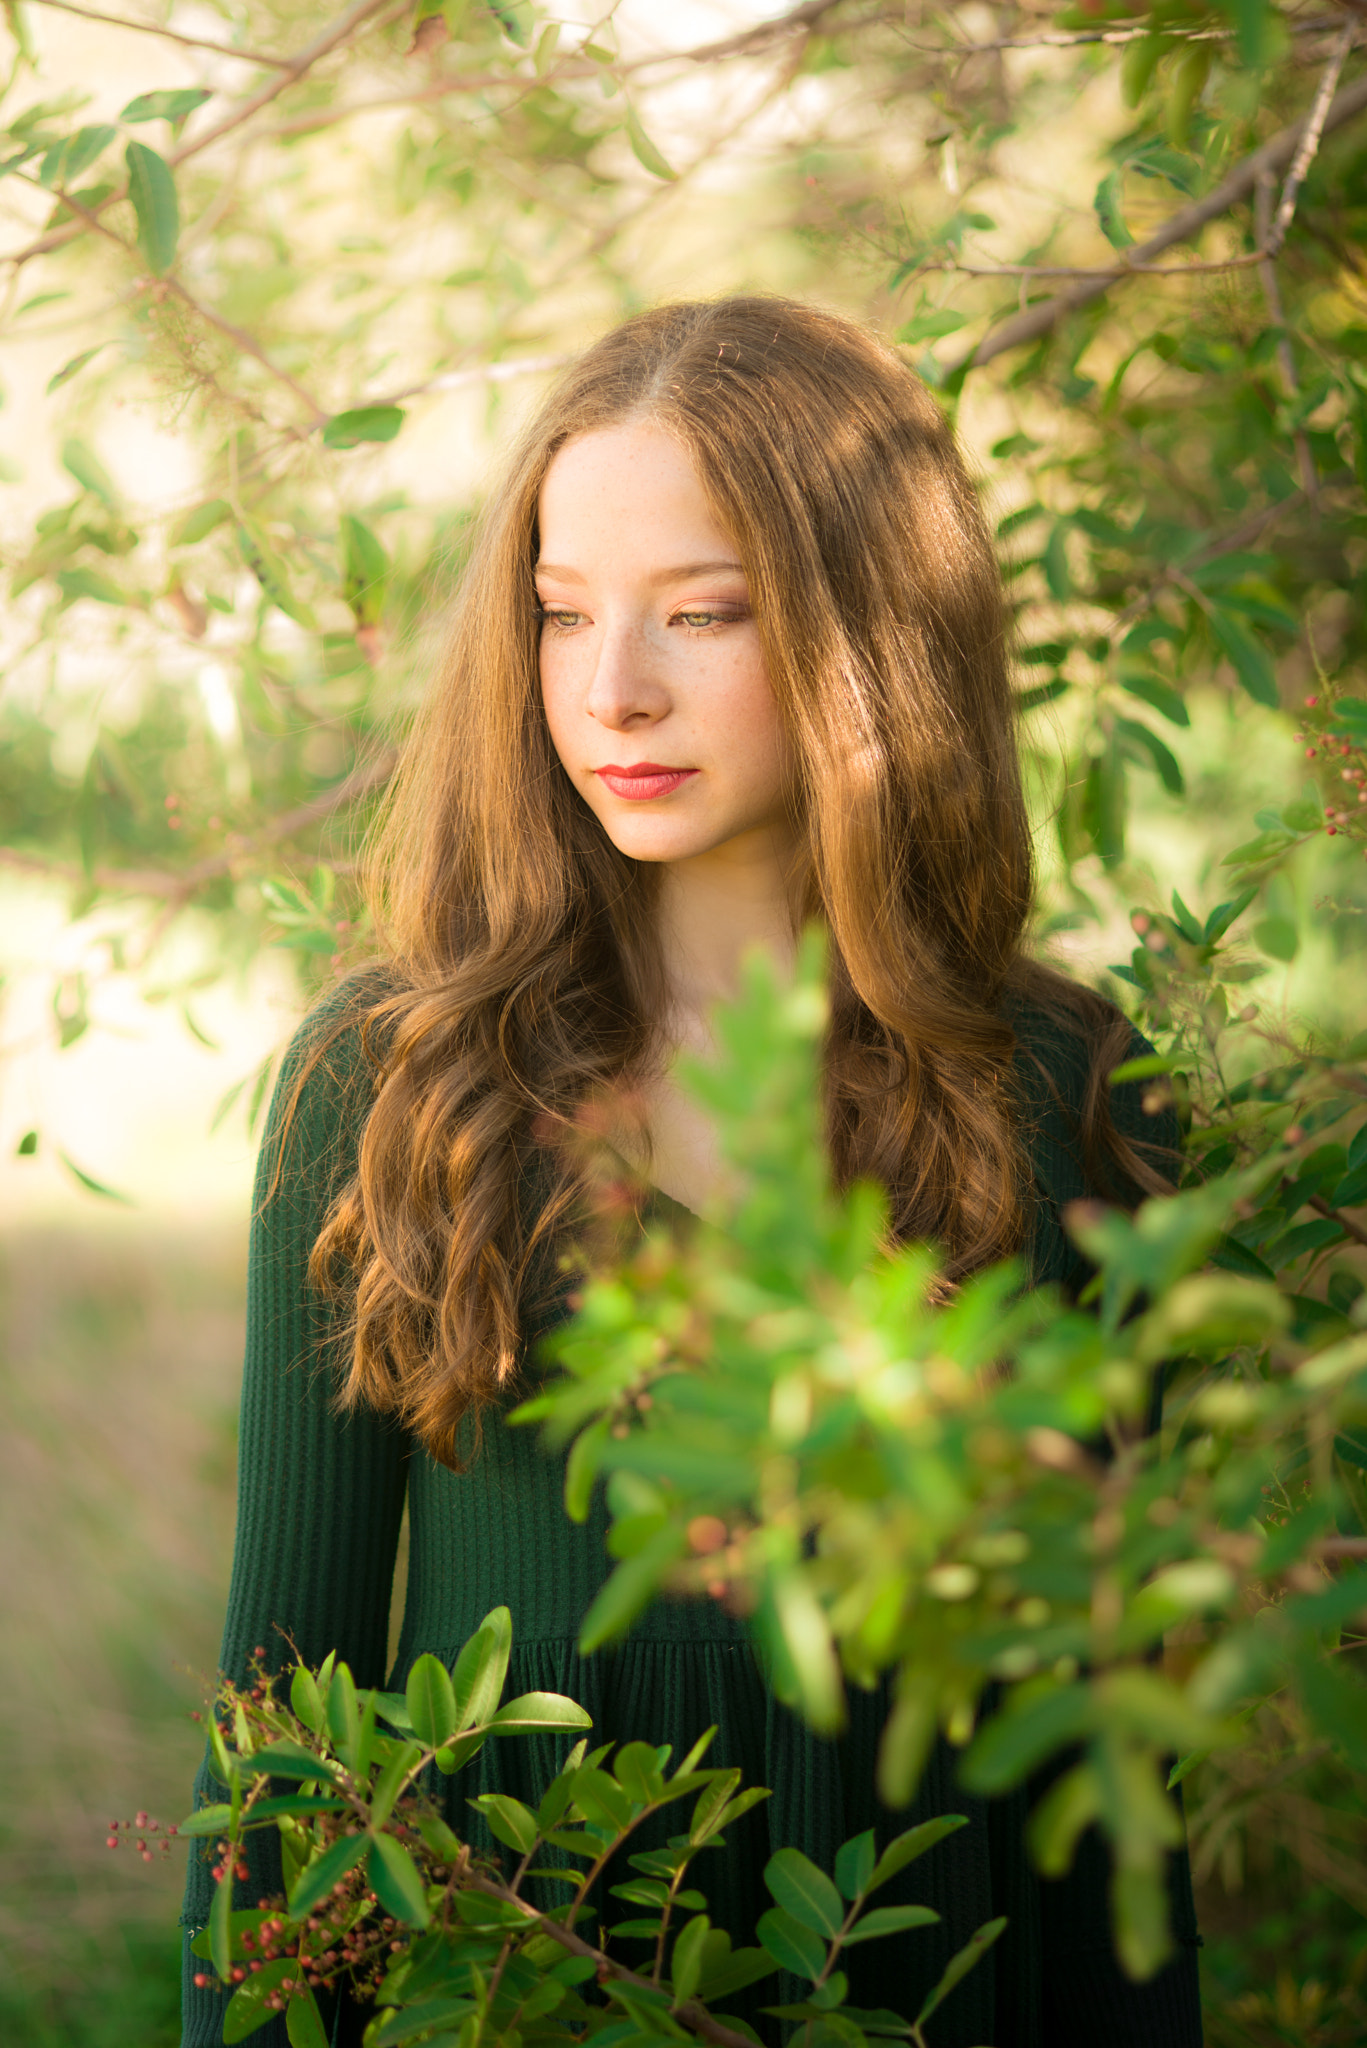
[2,0,1366,2041]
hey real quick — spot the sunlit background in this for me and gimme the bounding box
[3,2,1366,2042]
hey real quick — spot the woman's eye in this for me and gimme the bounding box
[673,608,744,630]
[537,606,585,631]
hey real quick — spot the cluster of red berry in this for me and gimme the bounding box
[193,1873,401,2008]
[105,1810,177,1860]
[1292,694,1367,847]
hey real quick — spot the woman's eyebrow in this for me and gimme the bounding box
[534,559,747,584]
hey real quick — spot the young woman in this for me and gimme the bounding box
[182,298,1201,2048]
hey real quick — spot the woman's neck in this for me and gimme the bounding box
[655,823,801,1047]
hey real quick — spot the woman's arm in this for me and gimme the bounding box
[180,992,409,2048]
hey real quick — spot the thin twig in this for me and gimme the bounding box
[1267,16,1359,256]
[960,70,1367,371]
[1107,492,1306,643]
[28,0,294,66]
[42,182,328,425]
[1308,1192,1367,1251]
[906,15,1343,58]
[0,750,397,902]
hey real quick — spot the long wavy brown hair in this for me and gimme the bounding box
[303,295,1171,1467]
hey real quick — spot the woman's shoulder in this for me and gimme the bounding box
[259,965,403,1202]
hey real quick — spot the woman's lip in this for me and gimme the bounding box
[595,765,698,800]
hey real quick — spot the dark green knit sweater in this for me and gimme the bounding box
[181,990,1202,2048]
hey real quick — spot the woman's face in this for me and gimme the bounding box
[536,420,793,868]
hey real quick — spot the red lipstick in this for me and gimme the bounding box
[595,764,698,801]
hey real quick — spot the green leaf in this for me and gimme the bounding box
[323,406,406,449]
[406,1653,457,1748]
[285,1985,329,2048]
[237,523,316,627]
[209,1865,233,1984]
[47,343,112,394]
[1118,666,1189,727]
[764,1848,844,1937]
[1253,916,1298,962]
[171,498,230,547]
[834,1830,875,1902]
[178,1796,345,1835]
[340,512,389,625]
[471,1792,539,1855]
[61,436,119,506]
[916,1917,1007,2024]
[290,1666,324,1735]
[55,566,126,608]
[16,1130,37,1156]
[124,140,179,273]
[842,1904,940,1945]
[624,102,676,180]
[670,1914,711,2004]
[578,1523,688,1653]
[1094,170,1134,249]
[223,1960,294,2042]
[121,88,212,127]
[961,1686,1091,1795]
[756,1907,827,1981]
[368,1834,431,1926]
[894,309,966,344]
[39,123,116,190]
[565,1419,608,1521]
[696,1948,778,2000]
[487,0,534,44]
[58,1150,134,1204]
[451,1605,512,1728]
[490,1690,593,1733]
[1115,715,1183,795]
[1207,608,1278,707]
[286,1831,367,1920]
[867,1816,968,1895]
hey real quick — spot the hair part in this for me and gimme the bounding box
[299,296,1172,1468]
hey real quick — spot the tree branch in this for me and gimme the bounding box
[0,750,396,902]
[4,0,401,270]
[958,68,1367,372]
[27,0,294,67]
[468,1874,759,2048]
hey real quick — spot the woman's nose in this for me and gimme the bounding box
[584,615,670,729]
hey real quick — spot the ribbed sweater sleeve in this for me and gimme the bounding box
[180,992,409,2048]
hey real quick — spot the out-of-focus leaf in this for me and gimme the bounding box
[624,103,676,180]
[121,88,212,128]
[1094,170,1134,249]
[125,140,179,272]
[323,406,406,449]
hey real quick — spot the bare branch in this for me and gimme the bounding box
[0,750,396,903]
[1267,16,1360,255]
[959,69,1367,371]
[27,0,294,67]
[907,14,1343,58]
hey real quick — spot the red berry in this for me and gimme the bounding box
[106,1836,119,1849]
[194,1973,211,1989]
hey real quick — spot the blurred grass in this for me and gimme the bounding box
[0,1222,243,2045]
[1,1213,1364,2046]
